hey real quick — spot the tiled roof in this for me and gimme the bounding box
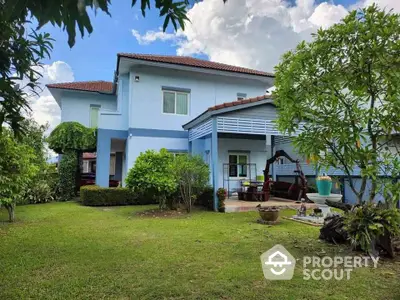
[46,81,113,93]
[207,94,272,112]
[118,53,274,77]
[83,153,96,159]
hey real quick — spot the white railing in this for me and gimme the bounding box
[217,116,303,136]
[189,119,213,141]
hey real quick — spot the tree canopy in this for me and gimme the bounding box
[0,119,50,221]
[3,0,194,47]
[1,0,227,135]
[274,5,400,204]
[47,122,97,154]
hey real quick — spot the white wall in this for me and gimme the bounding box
[61,91,117,127]
[129,66,268,131]
[218,138,270,193]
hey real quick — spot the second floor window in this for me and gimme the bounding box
[237,93,247,100]
[163,90,189,115]
[90,105,101,128]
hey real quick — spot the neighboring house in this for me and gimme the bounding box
[47,53,377,207]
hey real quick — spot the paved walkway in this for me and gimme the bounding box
[225,197,317,213]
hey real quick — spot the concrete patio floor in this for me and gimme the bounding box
[224,196,317,213]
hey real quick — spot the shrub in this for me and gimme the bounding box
[58,151,78,201]
[197,186,214,210]
[80,185,156,206]
[47,121,96,154]
[216,188,227,212]
[125,149,176,209]
[344,204,400,254]
[172,154,209,212]
[18,181,54,204]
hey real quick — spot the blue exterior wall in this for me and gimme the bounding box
[96,129,128,187]
[61,91,117,127]
[128,66,267,131]
[98,74,130,130]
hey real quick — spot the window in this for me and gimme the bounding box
[237,93,247,100]
[228,153,249,177]
[163,90,189,115]
[90,105,101,128]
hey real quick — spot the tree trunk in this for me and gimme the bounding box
[5,203,15,222]
[326,199,353,212]
[76,151,82,195]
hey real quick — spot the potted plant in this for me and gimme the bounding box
[316,174,332,196]
[216,188,227,212]
[258,206,280,222]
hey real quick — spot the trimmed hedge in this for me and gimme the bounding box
[80,185,156,206]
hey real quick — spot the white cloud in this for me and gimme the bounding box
[132,29,178,45]
[308,2,348,29]
[354,0,400,11]
[22,61,74,134]
[131,0,399,72]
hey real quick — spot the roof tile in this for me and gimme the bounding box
[46,81,113,93]
[118,53,274,77]
[207,94,272,112]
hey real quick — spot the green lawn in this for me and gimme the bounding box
[1,202,399,300]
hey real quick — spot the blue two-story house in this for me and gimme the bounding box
[48,53,379,207]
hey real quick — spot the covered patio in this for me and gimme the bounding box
[183,95,306,211]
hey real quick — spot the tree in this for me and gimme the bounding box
[0,5,53,136]
[1,0,227,135]
[274,5,400,204]
[125,149,177,209]
[172,154,209,212]
[47,122,96,200]
[0,130,37,222]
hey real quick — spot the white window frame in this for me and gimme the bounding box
[162,90,190,116]
[228,153,249,178]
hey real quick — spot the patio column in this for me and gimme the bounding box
[96,129,111,187]
[212,118,219,211]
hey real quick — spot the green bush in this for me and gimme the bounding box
[125,149,176,209]
[59,151,78,201]
[18,181,54,204]
[197,186,214,210]
[216,188,227,212]
[172,154,209,212]
[344,204,400,254]
[80,185,156,206]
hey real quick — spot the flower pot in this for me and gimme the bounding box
[316,179,332,196]
[258,207,279,222]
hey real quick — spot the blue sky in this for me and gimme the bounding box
[40,0,360,82]
[32,0,399,132]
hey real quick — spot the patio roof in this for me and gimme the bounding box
[182,94,274,130]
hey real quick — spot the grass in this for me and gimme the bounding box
[0,202,399,300]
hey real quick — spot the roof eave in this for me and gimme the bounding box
[116,54,274,81]
[46,85,114,95]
